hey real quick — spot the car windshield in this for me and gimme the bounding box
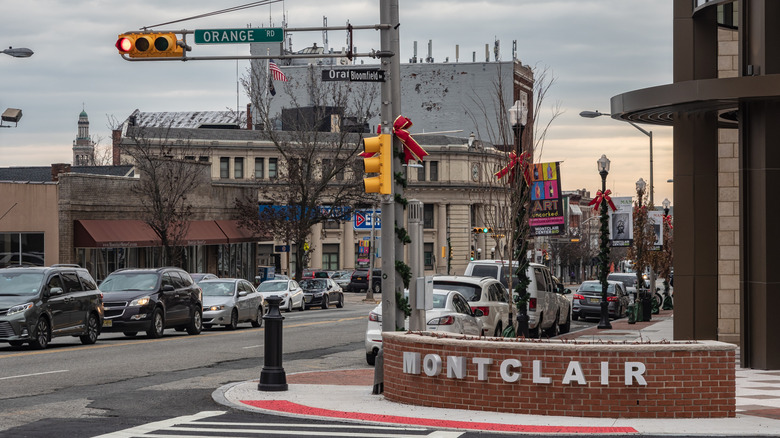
[100,272,159,292]
[432,281,481,301]
[200,281,235,296]
[301,279,327,290]
[0,272,44,296]
[257,281,288,292]
[580,282,616,293]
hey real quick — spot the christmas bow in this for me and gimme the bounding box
[495,151,531,185]
[393,115,428,164]
[663,215,673,229]
[588,189,617,212]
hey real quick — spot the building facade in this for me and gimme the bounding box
[72,109,95,166]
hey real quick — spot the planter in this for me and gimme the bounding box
[382,332,736,419]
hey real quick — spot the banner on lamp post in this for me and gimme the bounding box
[529,162,564,236]
[648,210,663,251]
[608,197,633,247]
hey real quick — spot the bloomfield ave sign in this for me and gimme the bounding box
[322,69,386,82]
[194,28,284,44]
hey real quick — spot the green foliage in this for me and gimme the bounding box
[395,259,412,288]
[396,290,411,318]
[395,225,412,244]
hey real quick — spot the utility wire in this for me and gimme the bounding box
[143,0,284,30]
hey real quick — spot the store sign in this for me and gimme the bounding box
[402,352,647,386]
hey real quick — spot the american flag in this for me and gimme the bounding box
[269,59,288,82]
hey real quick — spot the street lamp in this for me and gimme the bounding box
[2,47,34,58]
[581,110,657,309]
[2,46,33,129]
[596,154,612,330]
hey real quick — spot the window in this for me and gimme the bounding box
[424,242,434,269]
[269,158,278,179]
[323,219,340,230]
[61,271,82,292]
[0,232,45,268]
[430,161,438,181]
[255,158,264,179]
[322,159,332,177]
[322,244,339,270]
[234,157,244,179]
[423,204,434,229]
[199,156,209,162]
[219,157,230,179]
[417,162,426,181]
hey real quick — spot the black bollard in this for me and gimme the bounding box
[258,296,288,391]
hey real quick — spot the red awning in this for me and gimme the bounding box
[74,220,160,248]
[215,220,260,243]
[184,221,229,245]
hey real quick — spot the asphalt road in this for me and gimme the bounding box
[0,292,596,437]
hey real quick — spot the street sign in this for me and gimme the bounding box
[194,28,284,44]
[353,209,381,230]
[274,245,290,253]
[322,69,386,82]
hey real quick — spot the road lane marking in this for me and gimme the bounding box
[92,411,227,437]
[0,369,68,380]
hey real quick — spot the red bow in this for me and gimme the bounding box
[495,151,531,185]
[663,215,673,229]
[588,190,617,212]
[393,116,428,164]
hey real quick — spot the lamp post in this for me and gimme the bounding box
[661,198,673,310]
[580,110,658,308]
[1,46,33,129]
[596,154,612,330]
[634,177,649,322]
[509,96,530,337]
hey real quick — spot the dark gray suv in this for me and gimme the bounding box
[99,267,203,338]
[0,265,104,349]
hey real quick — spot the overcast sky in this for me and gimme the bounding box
[0,0,674,204]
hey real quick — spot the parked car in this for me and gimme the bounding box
[430,275,512,337]
[199,278,264,329]
[606,273,639,300]
[300,278,344,309]
[256,279,304,312]
[346,269,381,293]
[365,289,484,365]
[464,260,568,337]
[99,267,203,338]
[0,265,104,349]
[190,273,218,283]
[572,280,630,320]
[330,270,353,289]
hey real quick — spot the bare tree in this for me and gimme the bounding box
[118,123,210,266]
[236,65,380,281]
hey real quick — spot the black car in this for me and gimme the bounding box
[0,265,104,349]
[99,267,203,338]
[300,278,344,309]
[345,269,381,293]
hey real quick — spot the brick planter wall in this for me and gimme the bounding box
[382,332,736,419]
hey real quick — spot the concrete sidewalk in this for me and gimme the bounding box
[213,313,780,436]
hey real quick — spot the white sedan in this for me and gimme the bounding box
[256,279,304,312]
[365,289,483,365]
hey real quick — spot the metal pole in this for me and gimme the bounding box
[257,296,288,391]
[408,200,425,330]
[389,0,405,332]
[597,171,612,330]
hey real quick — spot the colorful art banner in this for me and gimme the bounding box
[529,162,564,236]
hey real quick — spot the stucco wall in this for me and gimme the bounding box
[0,182,59,266]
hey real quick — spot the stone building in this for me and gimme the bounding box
[72,108,96,166]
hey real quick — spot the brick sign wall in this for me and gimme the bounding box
[382,333,736,419]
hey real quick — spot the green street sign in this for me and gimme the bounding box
[194,28,284,44]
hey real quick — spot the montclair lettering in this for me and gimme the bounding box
[402,352,648,386]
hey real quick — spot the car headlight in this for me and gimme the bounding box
[314,292,324,297]
[129,296,151,307]
[206,305,225,311]
[7,302,33,315]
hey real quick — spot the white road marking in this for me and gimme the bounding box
[0,369,68,380]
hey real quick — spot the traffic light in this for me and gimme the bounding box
[362,133,393,194]
[472,227,493,234]
[470,250,475,261]
[116,32,185,58]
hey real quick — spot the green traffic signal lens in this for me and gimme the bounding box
[482,227,488,233]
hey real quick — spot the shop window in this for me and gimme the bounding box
[0,232,44,268]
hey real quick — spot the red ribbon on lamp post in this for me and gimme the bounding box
[495,151,532,185]
[588,189,617,212]
[393,116,428,164]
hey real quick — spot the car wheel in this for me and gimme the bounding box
[9,340,24,347]
[286,300,292,313]
[545,313,560,337]
[123,331,138,337]
[336,294,344,308]
[79,312,100,345]
[559,313,571,334]
[528,313,542,338]
[321,295,329,310]
[366,351,376,366]
[251,307,263,327]
[372,282,381,294]
[30,317,50,350]
[146,308,164,339]
[226,309,238,330]
[493,322,503,337]
[187,308,202,335]
[572,312,579,321]
[301,299,307,311]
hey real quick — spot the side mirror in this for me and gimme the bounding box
[473,308,484,317]
[238,291,247,297]
[563,288,571,295]
[162,284,175,292]
[50,287,64,295]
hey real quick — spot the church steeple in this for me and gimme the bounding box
[73,104,95,166]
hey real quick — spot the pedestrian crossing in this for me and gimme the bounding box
[93,411,465,438]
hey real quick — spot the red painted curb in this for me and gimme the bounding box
[241,400,638,434]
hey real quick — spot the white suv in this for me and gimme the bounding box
[464,260,571,337]
[431,275,511,337]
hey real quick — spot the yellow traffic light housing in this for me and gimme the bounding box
[362,133,393,195]
[116,32,185,58]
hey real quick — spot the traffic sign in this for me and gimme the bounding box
[322,69,386,82]
[274,245,290,253]
[353,209,381,230]
[194,28,284,44]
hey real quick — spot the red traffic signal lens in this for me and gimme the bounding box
[116,37,132,53]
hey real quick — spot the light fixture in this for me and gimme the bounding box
[662,198,671,210]
[597,154,610,173]
[467,132,475,148]
[636,177,647,193]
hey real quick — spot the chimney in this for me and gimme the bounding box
[112,129,122,165]
[246,103,253,130]
[51,163,71,182]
